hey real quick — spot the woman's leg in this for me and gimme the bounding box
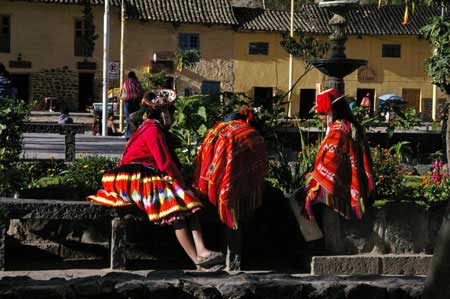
[173,220,198,264]
[189,215,211,258]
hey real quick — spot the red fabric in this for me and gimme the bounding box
[121,78,144,102]
[316,88,340,114]
[119,119,185,187]
[193,120,269,230]
[305,120,375,220]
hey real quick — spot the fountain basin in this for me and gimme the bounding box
[309,57,367,78]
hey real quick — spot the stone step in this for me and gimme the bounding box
[30,111,94,124]
[311,254,432,276]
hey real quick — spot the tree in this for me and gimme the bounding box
[81,0,98,57]
[420,3,450,161]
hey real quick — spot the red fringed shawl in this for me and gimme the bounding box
[305,120,375,220]
[193,120,269,230]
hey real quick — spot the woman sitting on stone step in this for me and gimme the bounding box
[87,90,224,270]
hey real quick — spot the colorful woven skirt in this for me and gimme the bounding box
[87,164,203,224]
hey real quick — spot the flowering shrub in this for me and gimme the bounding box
[371,145,408,199]
[62,155,118,195]
[421,160,450,203]
[0,97,31,196]
[19,159,66,189]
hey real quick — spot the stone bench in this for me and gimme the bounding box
[0,198,146,271]
[23,122,86,161]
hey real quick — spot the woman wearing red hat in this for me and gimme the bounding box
[87,90,224,270]
[305,88,375,222]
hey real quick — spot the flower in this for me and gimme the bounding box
[83,164,89,169]
[99,169,105,173]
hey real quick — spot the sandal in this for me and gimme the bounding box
[196,251,225,268]
[196,264,225,272]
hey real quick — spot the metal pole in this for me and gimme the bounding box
[287,0,294,116]
[119,0,125,131]
[432,4,445,122]
[102,0,110,136]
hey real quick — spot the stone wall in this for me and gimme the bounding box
[320,201,447,255]
[179,58,235,94]
[31,66,78,111]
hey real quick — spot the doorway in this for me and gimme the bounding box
[9,73,30,102]
[253,87,273,108]
[357,88,375,113]
[402,88,421,111]
[299,89,316,119]
[78,73,95,112]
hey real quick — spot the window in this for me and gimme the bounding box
[201,81,220,96]
[178,33,200,51]
[249,42,269,55]
[0,16,10,53]
[74,19,84,56]
[382,44,401,58]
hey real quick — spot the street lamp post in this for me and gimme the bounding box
[102,0,110,136]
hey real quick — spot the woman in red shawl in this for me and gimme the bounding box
[193,108,269,230]
[305,88,375,221]
[88,90,224,269]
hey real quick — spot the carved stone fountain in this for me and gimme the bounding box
[310,0,367,94]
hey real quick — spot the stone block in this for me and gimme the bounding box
[381,255,432,275]
[311,255,381,275]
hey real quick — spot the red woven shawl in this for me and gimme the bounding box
[308,120,374,219]
[193,120,269,229]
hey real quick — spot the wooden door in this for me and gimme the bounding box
[402,88,421,111]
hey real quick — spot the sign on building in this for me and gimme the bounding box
[109,61,120,80]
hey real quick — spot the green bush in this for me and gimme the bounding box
[171,93,247,182]
[19,159,66,189]
[0,98,31,196]
[62,155,118,196]
[371,145,408,200]
[421,160,450,204]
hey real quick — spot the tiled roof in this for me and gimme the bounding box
[125,0,238,25]
[235,4,440,35]
[11,0,122,6]
[12,0,238,25]
[10,0,440,34]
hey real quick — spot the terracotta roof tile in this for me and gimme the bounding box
[10,1,440,34]
[235,4,440,35]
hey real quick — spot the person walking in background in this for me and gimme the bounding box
[360,92,371,115]
[0,63,12,100]
[120,71,144,139]
[88,91,224,270]
[305,88,375,222]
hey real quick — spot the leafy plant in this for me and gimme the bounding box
[371,145,408,199]
[19,159,67,189]
[141,71,170,91]
[421,159,450,203]
[0,97,31,196]
[62,155,118,196]
[175,49,200,72]
[267,119,320,197]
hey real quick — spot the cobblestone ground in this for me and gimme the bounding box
[0,270,425,299]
